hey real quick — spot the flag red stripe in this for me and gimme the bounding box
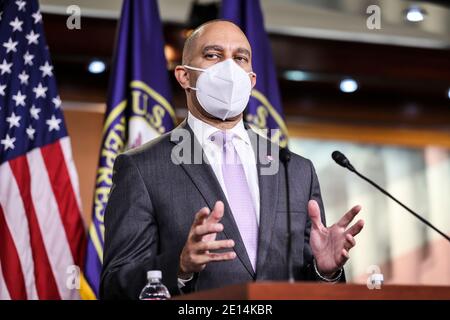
[0,204,27,300]
[9,157,61,300]
[41,141,86,268]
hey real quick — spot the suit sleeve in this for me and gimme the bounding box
[302,159,346,282]
[100,153,181,299]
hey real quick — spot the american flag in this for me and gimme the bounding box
[0,0,86,299]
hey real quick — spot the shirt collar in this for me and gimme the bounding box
[187,112,251,146]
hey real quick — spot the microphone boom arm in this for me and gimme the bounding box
[352,167,450,243]
[332,151,450,243]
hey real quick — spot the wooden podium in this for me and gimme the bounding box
[176,282,450,300]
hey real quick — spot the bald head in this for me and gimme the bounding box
[182,20,251,65]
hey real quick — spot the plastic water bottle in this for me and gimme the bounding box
[139,270,171,300]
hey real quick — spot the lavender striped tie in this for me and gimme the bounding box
[214,131,258,271]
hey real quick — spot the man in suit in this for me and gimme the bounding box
[100,20,364,299]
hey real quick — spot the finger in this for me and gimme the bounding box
[192,207,210,228]
[192,223,223,242]
[307,200,324,231]
[207,251,237,262]
[207,201,224,224]
[337,205,362,228]
[195,239,235,252]
[345,233,356,248]
[346,219,365,237]
[196,251,236,264]
[341,248,350,261]
[344,234,356,251]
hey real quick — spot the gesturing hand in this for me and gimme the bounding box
[308,200,364,277]
[178,201,236,278]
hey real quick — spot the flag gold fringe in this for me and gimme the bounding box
[79,273,97,300]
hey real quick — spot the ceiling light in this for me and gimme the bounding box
[339,78,358,93]
[88,59,106,74]
[284,70,309,81]
[406,6,426,22]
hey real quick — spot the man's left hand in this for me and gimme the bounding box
[308,200,364,278]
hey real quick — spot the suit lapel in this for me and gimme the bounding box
[170,120,255,278]
[247,129,280,275]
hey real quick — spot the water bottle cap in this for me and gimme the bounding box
[147,270,162,280]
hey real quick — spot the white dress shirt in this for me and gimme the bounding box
[187,112,260,225]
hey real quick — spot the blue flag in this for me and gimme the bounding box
[83,0,176,299]
[221,0,288,146]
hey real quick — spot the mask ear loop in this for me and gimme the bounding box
[183,65,205,72]
[183,65,205,91]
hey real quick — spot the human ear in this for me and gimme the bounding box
[174,65,191,90]
[250,72,257,89]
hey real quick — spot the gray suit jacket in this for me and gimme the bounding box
[100,120,338,299]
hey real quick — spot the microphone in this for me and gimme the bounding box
[332,151,355,172]
[332,151,450,243]
[279,147,295,282]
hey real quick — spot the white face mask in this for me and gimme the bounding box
[184,59,255,121]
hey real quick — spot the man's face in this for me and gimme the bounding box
[176,21,257,120]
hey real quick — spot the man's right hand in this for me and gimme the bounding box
[178,201,236,278]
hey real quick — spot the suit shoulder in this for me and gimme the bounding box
[121,131,174,160]
[289,151,315,173]
[116,125,192,169]
[290,151,312,166]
